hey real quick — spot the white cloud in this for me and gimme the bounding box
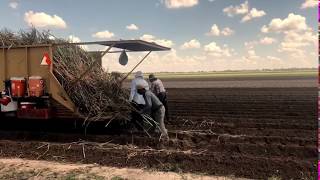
[126,24,139,31]
[221,27,234,36]
[241,8,266,22]
[279,30,316,57]
[204,42,232,57]
[163,0,198,8]
[24,11,67,29]
[207,24,220,36]
[246,49,260,60]
[223,1,249,17]
[103,48,209,72]
[180,39,201,49]
[261,13,308,33]
[301,0,318,9]
[243,37,279,69]
[155,39,174,47]
[9,1,18,9]
[244,41,257,50]
[67,35,88,50]
[244,37,276,50]
[261,13,316,58]
[68,35,81,43]
[267,56,281,61]
[102,46,315,72]
[261,25,269,33]
[207,24,234,36]
[92,30,115,39]
[241,49,260,67]
[260,37,276,45]
[140,34,174,47]
[208,0,215,2]
[140,34,156,41]
[237,47,315,70]
[223,1,266,22]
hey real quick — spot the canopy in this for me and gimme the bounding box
[55,40,171,82]
[55,40,170,52]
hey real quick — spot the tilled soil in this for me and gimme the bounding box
[0,87,317,179]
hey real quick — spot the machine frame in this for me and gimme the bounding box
[0,40,170,118]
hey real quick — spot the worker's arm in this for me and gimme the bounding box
[129,80,136,102]
[158,79,166,92]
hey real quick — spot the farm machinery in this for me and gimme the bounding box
[0,40,170,121]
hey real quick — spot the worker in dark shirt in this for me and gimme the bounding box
[149,74,170,121]
[136,84,169,140]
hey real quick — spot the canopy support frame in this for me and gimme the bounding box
[120,51,152,83]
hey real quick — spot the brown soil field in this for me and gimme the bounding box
[0,78,317,179]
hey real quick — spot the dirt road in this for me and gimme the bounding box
[0,158,244,180]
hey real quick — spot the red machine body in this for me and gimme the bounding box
[1,78,52,119]
[0,96,11,106]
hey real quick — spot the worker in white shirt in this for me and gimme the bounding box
[129,71,149,130]
[129,71,149,104]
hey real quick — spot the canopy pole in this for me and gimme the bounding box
[101,44,115,57]
[120,51,152,83]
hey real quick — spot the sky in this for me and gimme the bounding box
[0,0,318,72]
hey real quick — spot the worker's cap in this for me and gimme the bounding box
[149,74,156,80]
[135,71,143,78]
[136,84,146,90]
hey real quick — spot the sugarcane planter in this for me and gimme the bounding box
[0,40,170,120]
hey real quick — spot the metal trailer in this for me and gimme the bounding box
[0,40,170,119]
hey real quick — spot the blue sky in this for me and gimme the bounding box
[0,0,318,72]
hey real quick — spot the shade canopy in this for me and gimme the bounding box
[55,40,171,52]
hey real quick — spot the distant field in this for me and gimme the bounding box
[126,70,317,80]
[122,70,317,88]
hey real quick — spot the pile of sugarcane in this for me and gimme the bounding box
[53,41,132,123]
[0,28,136,124]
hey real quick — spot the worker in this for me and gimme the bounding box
[129,71,149,130]
[129,71,149,104]
[136,84,169,140]
[149,74,170,121]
